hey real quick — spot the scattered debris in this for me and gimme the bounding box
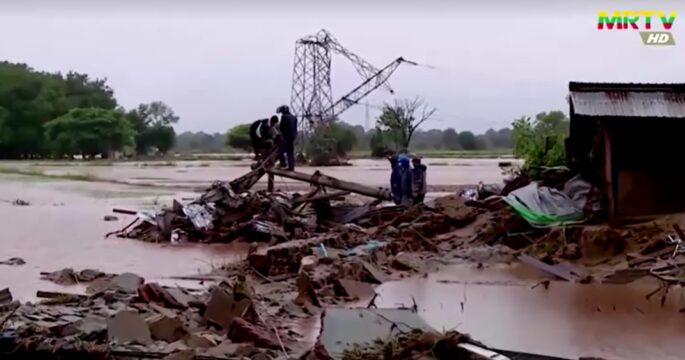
[103,215,118,221]
[40,268,108,285]
[108,310,152,344]
[12,199,30,206]
[0,257,25,266]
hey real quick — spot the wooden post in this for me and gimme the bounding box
[267,173,275,192]
[601,125,616,225]
[268,168,393,201]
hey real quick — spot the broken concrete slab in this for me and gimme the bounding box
[147,314,187,342]
[41,268,107,285]
[316,308,434,359]
[62,315,107,339]
[227,318,283,350]
[357,260,389,284]
[111,273,145,293]
[333,279,375,300]
[203,287,252,329]
[138,283,187,309]
[186,333,216,349]
[518,254,585,282]
[108,310,152,344]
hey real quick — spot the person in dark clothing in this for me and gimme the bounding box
[276,105,298,170]
[411,156,427,205]
[397,155,413,206]
[249,116,279,160]
[390,154,414,206]
[389,155,401,205]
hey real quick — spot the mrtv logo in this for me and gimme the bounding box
[597,10,677,46]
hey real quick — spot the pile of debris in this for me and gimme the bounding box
[1,271,293,360]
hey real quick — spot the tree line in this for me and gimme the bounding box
[0,61,177,159]
[223,98,515,158]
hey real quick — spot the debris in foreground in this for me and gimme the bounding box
[0,257,25,266]
[306,308,571,360]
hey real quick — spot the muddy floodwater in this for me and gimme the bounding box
[1,158,684,359]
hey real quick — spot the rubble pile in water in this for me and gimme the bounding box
[5,165,683,359]
[340,329,473,360]
[1,272,294,359]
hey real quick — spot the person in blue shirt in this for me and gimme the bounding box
[397,154,413,206]
[389,153,413,206]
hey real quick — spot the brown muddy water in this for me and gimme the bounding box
[1,158,519,190]
[1,161,683,360]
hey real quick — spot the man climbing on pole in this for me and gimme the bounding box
[276,105,298,171]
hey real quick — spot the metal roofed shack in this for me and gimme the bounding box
[567,82,685,223]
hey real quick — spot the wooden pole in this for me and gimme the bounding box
[268,168,392,201]
[267,173,275,192]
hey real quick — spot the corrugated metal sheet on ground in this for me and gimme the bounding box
[570,91,685,118]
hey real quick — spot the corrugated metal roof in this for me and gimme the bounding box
[570,91,685,118]
[570,82,685,92]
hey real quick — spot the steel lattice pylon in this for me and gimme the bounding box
[289,30,416,157]
[290,32,335,134]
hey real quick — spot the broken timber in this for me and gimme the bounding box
[230,146,280,193]
[269,168,393,201]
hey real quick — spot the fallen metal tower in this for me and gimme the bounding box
[290,29,416,134]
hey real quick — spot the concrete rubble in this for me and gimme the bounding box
[2,165,682,359]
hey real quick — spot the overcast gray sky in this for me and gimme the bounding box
[0,0,683,133]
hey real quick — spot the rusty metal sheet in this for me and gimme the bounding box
[570,91,685,118]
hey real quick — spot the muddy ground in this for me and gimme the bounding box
[1,159,685,359]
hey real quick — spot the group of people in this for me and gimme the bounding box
[389,154,427,206]
[249,108,427,205]
[249,105,298,171]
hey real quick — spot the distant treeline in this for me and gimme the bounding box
[176,124,513,154]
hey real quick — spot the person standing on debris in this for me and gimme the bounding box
[249,116,279,160]
[411,156,427,205]
[276,105,298,171]
[397,154,413,206]
[389,154,402,205]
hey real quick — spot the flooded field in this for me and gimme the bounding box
[0,157,518,191]
[1,159,683,359]
[0,158,510,300]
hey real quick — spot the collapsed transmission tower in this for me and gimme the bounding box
[290,29,416,134]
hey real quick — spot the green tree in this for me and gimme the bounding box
[369,128,392,158]
[44,108,135,158]
[457,131,478,150]
[305,121,358,164]
[512,111,569,176]
[61,71,117,110]
[126,101,178,155]
[226,124,252,151]
[375,97,436,151]
[441,128,461,150]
